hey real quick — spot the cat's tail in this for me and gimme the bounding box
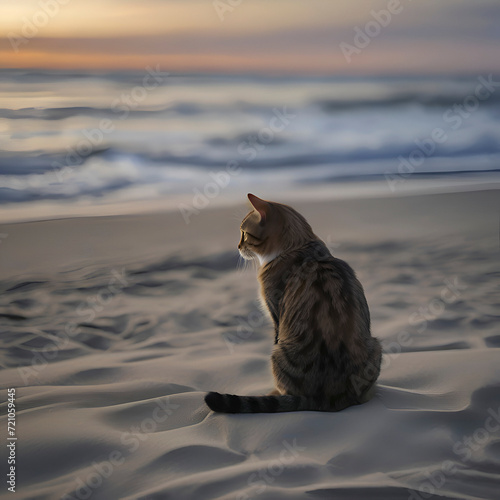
[204,391,357,413]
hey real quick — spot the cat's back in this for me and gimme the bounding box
[265,239,363,294]
[261,239,371,337]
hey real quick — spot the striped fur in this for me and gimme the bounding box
[205,194,382,414]
[204,392,359,413]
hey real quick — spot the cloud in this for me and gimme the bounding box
[1,0,499,74]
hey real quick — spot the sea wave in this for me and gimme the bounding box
[1,71,499,207]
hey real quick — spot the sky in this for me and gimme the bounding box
[0,0,499,74]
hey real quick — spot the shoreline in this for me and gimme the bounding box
[0,175,499,225]
[0,187,498,281]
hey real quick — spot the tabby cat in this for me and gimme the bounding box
[205,193,382,413]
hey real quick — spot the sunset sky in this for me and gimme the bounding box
[1,0,499,74]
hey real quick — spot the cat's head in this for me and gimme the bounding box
[238,193,316,266]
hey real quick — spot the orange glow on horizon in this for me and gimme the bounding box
[0,0,499,75]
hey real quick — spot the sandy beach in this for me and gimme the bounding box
[1,188,499,500]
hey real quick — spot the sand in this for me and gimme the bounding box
[0,189,499,500]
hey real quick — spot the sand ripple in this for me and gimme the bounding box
[1,231,499,499]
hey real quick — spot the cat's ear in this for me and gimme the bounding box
[247,193,269,224]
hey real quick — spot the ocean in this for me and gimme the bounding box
[1,69,499,221]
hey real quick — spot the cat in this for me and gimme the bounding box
[205,193,382,413]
